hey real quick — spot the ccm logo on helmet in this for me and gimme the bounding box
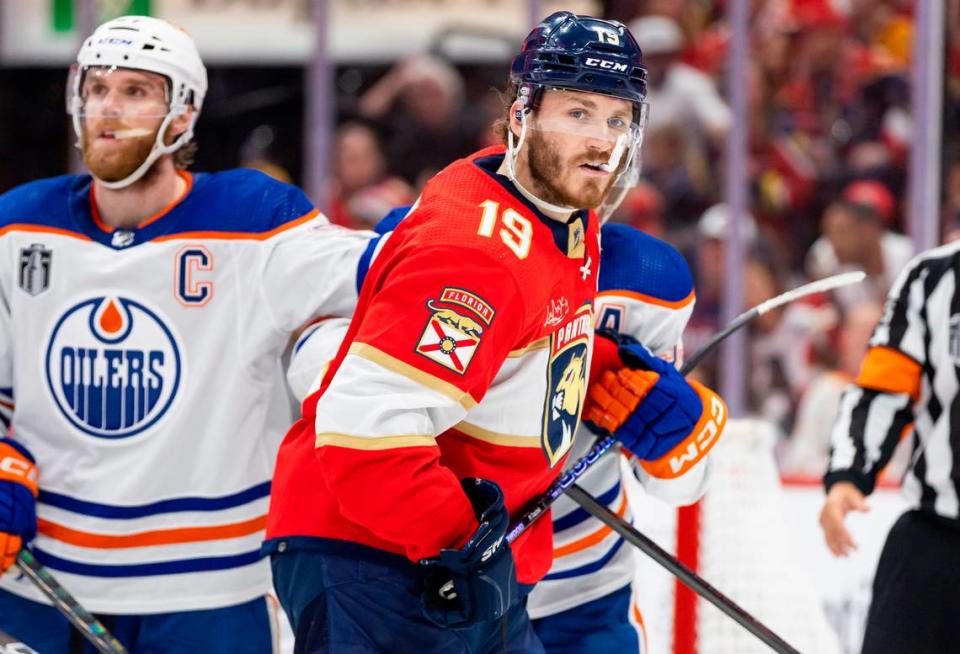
[669,394,726,475]
[584,58,629,72]
[97,37,133,46]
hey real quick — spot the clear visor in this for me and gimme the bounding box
[529,103,647,145]
[525,92,648,177]
[67,65,173,124]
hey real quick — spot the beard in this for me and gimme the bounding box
[81,121,159,183]
[525,129,615,210]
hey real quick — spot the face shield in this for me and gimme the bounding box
[66,65,195,189]
[67,65,175,136]
[506,87,649,218]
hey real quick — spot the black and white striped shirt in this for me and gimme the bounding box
[826,241,960,520]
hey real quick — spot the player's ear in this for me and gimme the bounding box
[166,107,194,144]
[508,100,526,139]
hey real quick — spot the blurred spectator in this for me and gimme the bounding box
[806,194,914,308]
[781,299,911,480]
[239,124,293,184]
[329,122,413,229]
[358,54,483,186]
[628,15,732,144]
[842,179,897,229]
[684,204,760,388]
[745,255,834,431]
[608,180,666,237]
[780,300,882,475]
[643,124,714,232]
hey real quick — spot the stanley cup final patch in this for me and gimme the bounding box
[415,288,495,375]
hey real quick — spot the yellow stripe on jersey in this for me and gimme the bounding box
[315,432,438,450]
[855,345,922,400]
[348,342,477,410]
[453,422,542,447]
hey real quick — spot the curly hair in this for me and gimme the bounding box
[173,140,198,169]
[492,80,520,146]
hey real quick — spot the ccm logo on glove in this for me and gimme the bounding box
[0,456,38,485]
[640,383,727,479]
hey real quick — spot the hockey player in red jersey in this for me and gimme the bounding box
[265,12,720,652]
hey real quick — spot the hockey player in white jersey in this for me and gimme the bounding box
[0,16,373,652]
[286,221,719,653]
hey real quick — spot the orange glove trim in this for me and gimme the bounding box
[0,442,39,497]
[639,381,727,479]
[0,533,22,573]
[583,368,659,433]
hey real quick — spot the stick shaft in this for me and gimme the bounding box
[15,550,127,654]
[506,273,866,544]
[565,484,801,654]
[681,270,865,376]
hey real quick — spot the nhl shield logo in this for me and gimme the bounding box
[18,244,52,296]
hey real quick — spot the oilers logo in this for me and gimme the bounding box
[541,304,592,467]
[45,296,182,439]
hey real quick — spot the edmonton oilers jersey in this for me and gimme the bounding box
[0,170,373,613]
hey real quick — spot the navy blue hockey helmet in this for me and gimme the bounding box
[510,12,647,113]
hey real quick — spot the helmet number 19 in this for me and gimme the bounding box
[593,28,620,45]
[477,200,532,260]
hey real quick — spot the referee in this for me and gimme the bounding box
[820,241,960,654]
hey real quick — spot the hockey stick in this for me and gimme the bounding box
[15,549,128,654]
[681,269,866,374]
[0,627,39,654]
[565,484,800,654]
[504,271,866,649]
[506,270,867,545]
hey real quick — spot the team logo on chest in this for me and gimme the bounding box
[541,304,592,468]
[415,287,494,375]
[45,296,183,439]
[18,244,52,296]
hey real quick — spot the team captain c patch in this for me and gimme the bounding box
[415,289,494,375]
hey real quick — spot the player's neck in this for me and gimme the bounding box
[92,161,187,229]
[499,158,577,223]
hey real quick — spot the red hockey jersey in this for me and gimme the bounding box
[265,147,600,584]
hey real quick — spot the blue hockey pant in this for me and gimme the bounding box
[531,584,645,654]
[0,587,277,653]
[271,547,544,654]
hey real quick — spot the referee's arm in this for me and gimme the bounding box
[821,257,928,556]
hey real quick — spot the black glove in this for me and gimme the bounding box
[419,478,518,629]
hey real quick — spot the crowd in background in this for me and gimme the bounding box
[2,0,960,479]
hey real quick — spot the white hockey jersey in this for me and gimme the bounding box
[0,170,374,613]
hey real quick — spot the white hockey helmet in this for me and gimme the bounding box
[69,16,208,189]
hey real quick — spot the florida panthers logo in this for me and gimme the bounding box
[45,296,182,439]
[542,304,592,468]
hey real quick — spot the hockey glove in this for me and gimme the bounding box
[420,478,518,629]
[585,332,725,473]
[0,438,38,573]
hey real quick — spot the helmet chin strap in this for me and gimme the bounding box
[505,111,579,217]
[76,109,196,191]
